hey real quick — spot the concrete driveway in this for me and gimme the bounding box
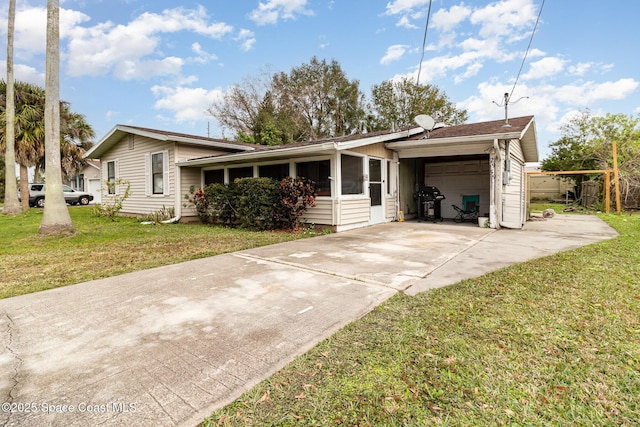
[0,215,618,426]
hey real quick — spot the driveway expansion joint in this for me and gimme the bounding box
[232,253,399,291]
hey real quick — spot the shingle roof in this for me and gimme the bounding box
[407,115,534,140]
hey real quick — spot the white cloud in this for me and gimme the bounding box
[191,42,218,64]
[236,29,256,52]
[470,0,538,39]
[385,0,431,16]
[0,61,45,86]
[63,7,233,78]
[554,78,639,105]
[521,56,566,80]
[249,0,314,26]
[431,4,472,32]
[0,6,90,60]
[151,85,225,122]
[396,15,417,30]
[381,45,408,65]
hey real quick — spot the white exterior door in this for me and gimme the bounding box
[369,158,384,224]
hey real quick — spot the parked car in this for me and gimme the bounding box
[20,183,94,208]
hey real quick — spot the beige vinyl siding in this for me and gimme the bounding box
[180,167,203,217]
[385,196,396,219]
[502,141,525,228]
[175,145,230,162]
[100,135,175,215]
[338,198,370,225]
[351,142,394,159]
[302,198,334,225]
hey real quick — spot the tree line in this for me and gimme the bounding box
[208,56,468,145]
[542,110,640,209]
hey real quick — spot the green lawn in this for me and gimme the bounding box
[0,207,313,299]
[205,213,640,426]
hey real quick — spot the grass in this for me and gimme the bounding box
[205,212,640,426]
[0,207,313,299]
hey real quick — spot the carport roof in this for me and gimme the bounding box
[387,115,538,162]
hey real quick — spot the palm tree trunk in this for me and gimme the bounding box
[19,164,29,211]
[3,0,22,215]
[39,0,73,234]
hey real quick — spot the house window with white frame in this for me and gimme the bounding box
[297,160,331,196]
[152,152,164,194]
[341,154,363,195]
[107,161,116,194]
[145,150,168,196]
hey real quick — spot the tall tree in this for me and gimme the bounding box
[3,0,21,214]
[273,57,365,140]
[368,77,468,131]
[209,58,366,144]
[40,0,72,234]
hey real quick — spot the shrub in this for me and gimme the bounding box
[92,179,131,221]
[275,177,316,230]
[235,177,280,230]
[192,177,316,230]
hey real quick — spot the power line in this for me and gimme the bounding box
[416,0,433,85]
[508,0,546,101]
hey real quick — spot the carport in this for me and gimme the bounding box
[387,116,539,229]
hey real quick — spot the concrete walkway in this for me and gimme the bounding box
[0,215,618,426]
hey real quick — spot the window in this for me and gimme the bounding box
[297,160,331,196]
[107,161,116,194]
[259,163,290,181]
[152,153,164,194]
[204,169,224,185]
[341,154,363,195]
[128,134,134,150]
[145,151,168,196]
[228,166,253,182]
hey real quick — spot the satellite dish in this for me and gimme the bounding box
[414,114,435,131]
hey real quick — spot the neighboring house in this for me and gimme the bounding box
[69,159,101,204]
[85,116,538,230]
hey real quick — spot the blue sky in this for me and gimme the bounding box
[1,0,638,161]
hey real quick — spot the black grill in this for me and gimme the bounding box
[416,186,445,222]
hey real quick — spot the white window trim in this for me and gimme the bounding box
[104,159,119,195]
[145,150,169,197]
[339,151,366,198]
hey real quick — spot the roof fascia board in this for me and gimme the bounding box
[335,128,424,150]
[177,129,425,167]
[177,142,338,167]
[386,131,522,150]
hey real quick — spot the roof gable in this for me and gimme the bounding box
[84,125,256,159]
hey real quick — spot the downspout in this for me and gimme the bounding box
[490,139,501,229]
[173,163,182,224]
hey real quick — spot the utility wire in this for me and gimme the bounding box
[416,0,433,85]
[508,0,545,101]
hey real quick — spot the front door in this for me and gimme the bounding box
[369,158,384,224]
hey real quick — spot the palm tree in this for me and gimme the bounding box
[60,105,94,182]
[40,0,73,234]
[2,0,21,214]
[1,82,94,209]
[1,81,46,211]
